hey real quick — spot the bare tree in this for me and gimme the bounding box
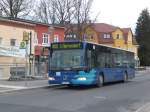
[34,0,49,23]
[0,0,33,18]
[34,0,57,24]
[35,0,97,40]
[54,0,75,24]
[34,0,75,24]
[72,0,94,40]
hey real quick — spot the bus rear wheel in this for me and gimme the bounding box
[96,75,104,87]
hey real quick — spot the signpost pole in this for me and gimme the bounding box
[23,31,29,86]
[25,40,28,86]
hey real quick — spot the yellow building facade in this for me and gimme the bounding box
[83,23,139,65]
[83,27,99,43]
[112,28,126,49]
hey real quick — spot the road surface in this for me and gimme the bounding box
[0,70,150,112]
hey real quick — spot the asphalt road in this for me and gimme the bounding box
[0,71,150,112]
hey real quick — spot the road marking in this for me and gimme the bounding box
[0,85,26,89]
[135,102,150,112]
[94,96,106,101]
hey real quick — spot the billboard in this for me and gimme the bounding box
[0,45,26,58]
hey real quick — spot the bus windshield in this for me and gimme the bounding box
[50,49,84,70]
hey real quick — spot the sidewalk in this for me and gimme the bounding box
[0,79,57,93]
[136,67,150,77]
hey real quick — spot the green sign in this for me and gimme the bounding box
[51,43,83,49]
[19,41,26,49]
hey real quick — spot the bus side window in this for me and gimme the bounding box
[105,53,112,68]
[114,53,123,67]
[97,53,105,68]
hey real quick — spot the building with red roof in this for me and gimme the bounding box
[65,23,139,65]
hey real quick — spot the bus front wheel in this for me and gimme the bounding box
[96,75,104,87]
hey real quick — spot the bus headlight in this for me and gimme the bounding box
[77,77,87,81]
[49,77,55,80]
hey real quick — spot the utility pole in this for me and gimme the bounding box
[29,32,32,76]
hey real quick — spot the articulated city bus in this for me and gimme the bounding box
[48,41,135,87]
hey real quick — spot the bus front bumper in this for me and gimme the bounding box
[48,79,95,85]
[71,79,95,85]
[48,76,95,85]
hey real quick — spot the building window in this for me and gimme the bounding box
[116,34,120,39]
[0,37,2,45]
[10,39,16,46]
[54,35,59,42]
[69,34,72,38]
[90,34,94,39]
[73,34,76,38]
[65,34,68,38]
[42,33,49,44]
[66,34,77,39]
[104,34,111,38]
[104,34,107,38]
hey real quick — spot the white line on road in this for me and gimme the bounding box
[94,96,106,101]
[0,85,26,89]
[135,102,150,112]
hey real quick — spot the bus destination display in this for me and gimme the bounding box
[51,43,83,49]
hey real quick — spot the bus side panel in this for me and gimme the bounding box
[96,68,118,83]
[101,68,115,82]
[126,68,135,79]
[97,68,130,82]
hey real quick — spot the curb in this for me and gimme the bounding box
[0,84,63,94]
[0,88,21,94]
[24,84,63,90]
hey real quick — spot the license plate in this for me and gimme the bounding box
[62,82,70,84]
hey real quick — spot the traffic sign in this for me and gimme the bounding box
[23,31,29,41]
[20,41,26,49]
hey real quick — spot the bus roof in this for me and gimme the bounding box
[51,41,134,53]
[83,41,134,53]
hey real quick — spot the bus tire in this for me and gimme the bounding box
[123,72,128,82]
[96,75,104,87]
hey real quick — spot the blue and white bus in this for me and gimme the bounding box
[48,41,135,87]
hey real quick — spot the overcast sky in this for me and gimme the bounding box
[91,0,150,33]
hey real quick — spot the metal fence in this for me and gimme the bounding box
[0,62,48,80]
